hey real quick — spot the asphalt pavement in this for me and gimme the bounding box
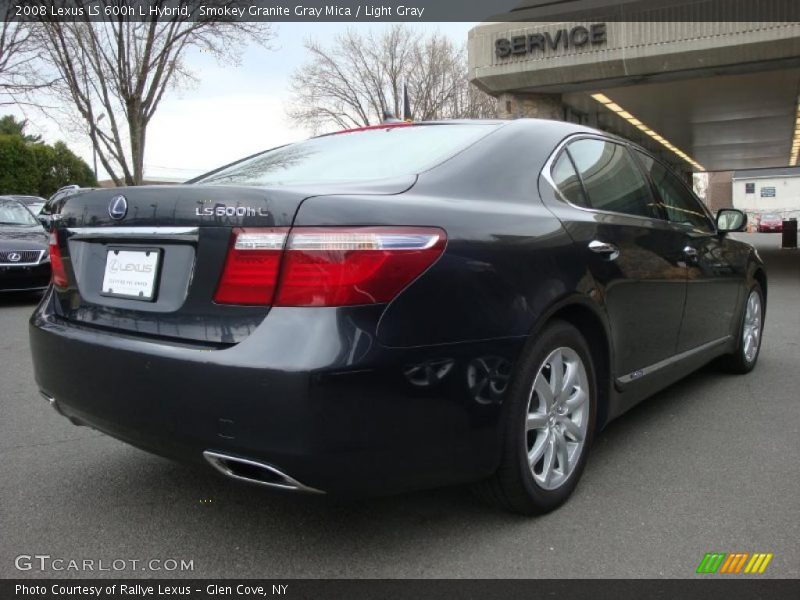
[1,233,798,579]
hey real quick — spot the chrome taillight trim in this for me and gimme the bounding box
[233,231,288,250]
[288,231,442,251]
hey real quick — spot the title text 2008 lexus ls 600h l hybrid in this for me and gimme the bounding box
[30,120,765,514]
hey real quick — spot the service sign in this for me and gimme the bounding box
[495,23,607,58]
[761,186,776,197]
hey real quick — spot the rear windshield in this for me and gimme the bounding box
[194,124,499,187]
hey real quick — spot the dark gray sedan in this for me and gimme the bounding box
[29,120,766,514]
[0,198,50,292]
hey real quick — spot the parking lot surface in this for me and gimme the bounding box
[1,233,798,579]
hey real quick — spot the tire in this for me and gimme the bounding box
[474,320,597,515]
[718,282,765,374]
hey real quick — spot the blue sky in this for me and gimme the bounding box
[13,22,475,182]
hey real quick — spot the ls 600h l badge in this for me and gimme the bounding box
[195,205,270,217]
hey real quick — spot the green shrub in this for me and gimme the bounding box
[0,134,39,195]
[0,115,97,197]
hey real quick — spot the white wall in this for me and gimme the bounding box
[732,176,800,220]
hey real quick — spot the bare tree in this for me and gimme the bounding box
[407,35,495,121]
[0,6,44,105]
[33,1,275,186]
[288,25,495,134]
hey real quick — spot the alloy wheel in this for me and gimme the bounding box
[525,347,590,491]
[742,289,762,364]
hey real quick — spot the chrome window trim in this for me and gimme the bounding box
[541,133,714,234]
[66,226,199,242]
[629,147,717,234]
[541,133,665,225]
[0,249,45,267]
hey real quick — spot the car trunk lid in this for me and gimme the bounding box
[49,180,415,345]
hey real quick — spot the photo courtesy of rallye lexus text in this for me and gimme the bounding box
[29,119,766,515]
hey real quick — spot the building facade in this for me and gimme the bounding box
[732,167,800,220]
[468,3,800,185]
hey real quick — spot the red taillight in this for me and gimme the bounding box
[49,230,68,288]
[214,226,446,307]
[213,228,288,305]
[275,227,446,307]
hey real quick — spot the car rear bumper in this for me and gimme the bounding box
[29,292,517,495]
[0,263,50,291]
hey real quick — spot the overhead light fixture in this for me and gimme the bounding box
[590,93,705,171]
[790,96,800,166]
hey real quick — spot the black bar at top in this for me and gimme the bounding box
[3,0,800,22]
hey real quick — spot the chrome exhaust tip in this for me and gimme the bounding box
[39,391,85,426]
[203,450,323,494]
[40,391,62,415]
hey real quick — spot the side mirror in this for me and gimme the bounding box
[38,215,51,229]
[716,208,747,233]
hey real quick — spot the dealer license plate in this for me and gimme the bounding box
[101,248,160,301]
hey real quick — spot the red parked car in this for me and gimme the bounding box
[758,213,783,232]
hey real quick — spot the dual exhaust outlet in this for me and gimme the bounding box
[202,451,323,494]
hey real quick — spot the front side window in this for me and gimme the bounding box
[566,139,658,219]
[193,124,499,187]
[550,151,588,207]
[635,151,713,232]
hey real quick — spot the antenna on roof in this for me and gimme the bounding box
[403,82,413,122]
[382,111,402,124]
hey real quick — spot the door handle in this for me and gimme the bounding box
[588,240,619,260]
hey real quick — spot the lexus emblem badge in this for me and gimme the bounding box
[7,252,21,262]
[108,195,128,220]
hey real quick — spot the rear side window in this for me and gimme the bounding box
[635,151,713,232]
[194,124,499,187]
[551,152,588,207]
[566,139,658,219]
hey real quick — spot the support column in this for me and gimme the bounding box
[706,171,733,212]
[496,92,564,120]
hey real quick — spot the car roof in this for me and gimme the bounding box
[317,118,509,138]
[332,117,576,128]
